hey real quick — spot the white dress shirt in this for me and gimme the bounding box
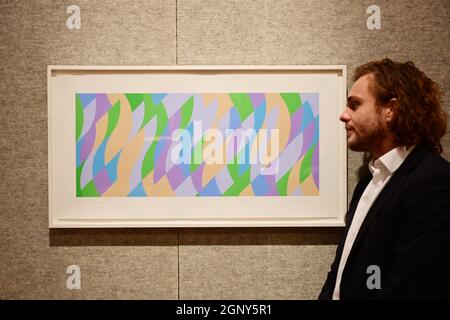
[332,145,415,300]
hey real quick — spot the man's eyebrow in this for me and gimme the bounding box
[347,96,361,103]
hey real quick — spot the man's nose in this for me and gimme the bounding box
[339,109,350,123]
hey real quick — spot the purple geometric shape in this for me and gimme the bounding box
[168,108,182,132]
[191,163,205,193]
[154,110,181,183]
[175,176,198,196]
[162,93,192,119]
[153,139,170,184]
[274,132,303,181]
[167,165,186,190]
[264,174,278,196]
[249,93,265,108]
[94,94,112,123]
[300,93,319,117]
[94,167,112,195]
[312,142,319,189]
[80,126,96,163]
[288,106,304,144]
[300,121,315,159]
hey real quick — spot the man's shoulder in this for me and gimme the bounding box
[414,147,450,169]
[408,148,450,182]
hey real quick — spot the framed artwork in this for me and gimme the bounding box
[48,65,347,227]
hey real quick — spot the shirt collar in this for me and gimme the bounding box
[369,145,416,176]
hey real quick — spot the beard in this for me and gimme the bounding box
[347,117,388,153]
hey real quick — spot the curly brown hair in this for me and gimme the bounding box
[353,58,447,153]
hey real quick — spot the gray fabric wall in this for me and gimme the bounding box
[0,0,448,299]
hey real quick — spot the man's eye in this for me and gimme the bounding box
[349,102,359,110]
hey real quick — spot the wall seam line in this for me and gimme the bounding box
[176,0,180,300]
[177,228,180,300]
[175,0,178,65]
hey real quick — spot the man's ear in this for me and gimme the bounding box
[384,98,397,123]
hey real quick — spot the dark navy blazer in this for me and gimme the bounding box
[319,144,450,299]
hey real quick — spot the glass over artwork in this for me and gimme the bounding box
[75,93,319,197]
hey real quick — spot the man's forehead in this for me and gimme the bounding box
[348,74,375,99]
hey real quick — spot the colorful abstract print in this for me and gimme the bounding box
[76,93,319,197]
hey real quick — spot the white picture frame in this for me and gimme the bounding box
[48,65,347,228]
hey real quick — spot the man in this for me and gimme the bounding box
[319,58,450,299]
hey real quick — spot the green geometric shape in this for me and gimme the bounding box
[76,161,84,197]
[141,94,158,130]
[227,160,239,182]
[190,140,203,173]
[300,144,316,183]
[230,93,253,122]
[281,93,302,116]
[141,141,157,179]
[125,93,144,112]
[276,169,291,196]
[223,167,251,196]
[235,144,250,165]
[154,102,169,137]
[79,179,100,197]
[141,98,170,179]
[104,100,120,139]
[190,162,201,175]
[75,94,84,142]
[180,96,194,129]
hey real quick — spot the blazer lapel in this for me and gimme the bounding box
[346,145,427,262]
[346,174,372,226]
[331,174,372,269]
